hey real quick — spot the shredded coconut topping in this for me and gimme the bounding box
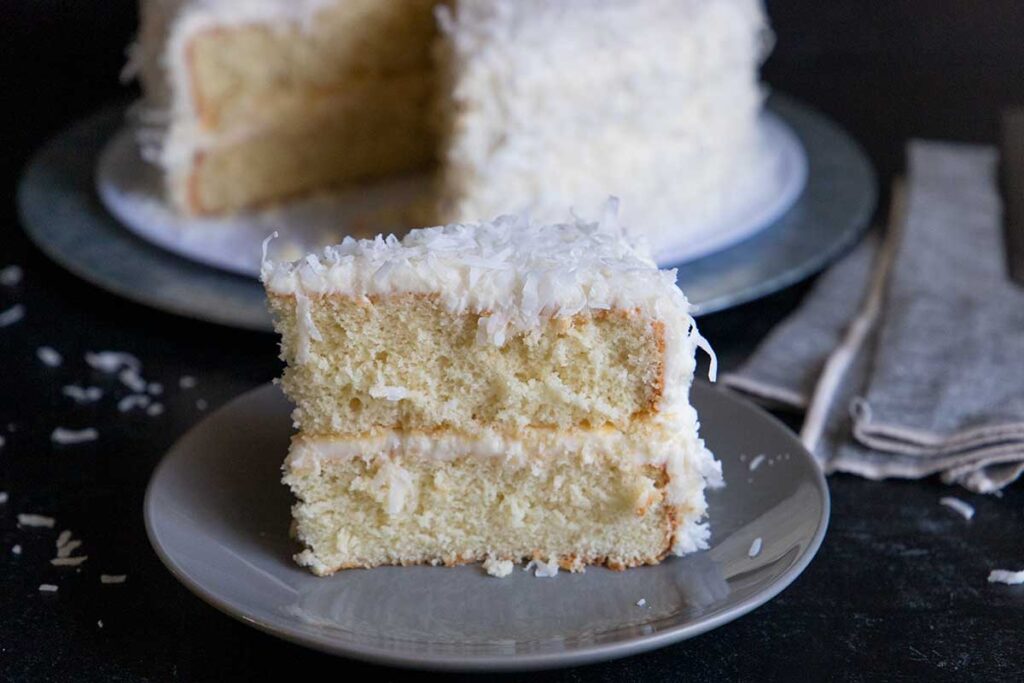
[37,346,63,367]
[51,427,99,445]
[0,265,23,286]
[100,574,128,585]
[524,558,560,578]
[85,351,141,374]
[748,537,763,557]
[62,385,104,403]
[38,584,59,593]
[0,304,25,327]
[939,497,975,521]
[18,514,56,528]
[748,454,766,471]
[0,492,7,505]
[482,557,514,578]
[988,569,1024,585]
[179,375,197,389]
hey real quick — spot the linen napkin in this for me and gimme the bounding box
[724,141,1024,493]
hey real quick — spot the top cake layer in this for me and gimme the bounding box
[263,201,715,435]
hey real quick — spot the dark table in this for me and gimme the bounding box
[3,1,1024,680]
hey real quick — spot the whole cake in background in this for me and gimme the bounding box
[261,201,722,576]
[130,0,771,249]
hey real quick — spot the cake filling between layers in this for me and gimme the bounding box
[284,426,720,576]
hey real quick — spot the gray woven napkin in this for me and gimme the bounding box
[724,140,1024,492]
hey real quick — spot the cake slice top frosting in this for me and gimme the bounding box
[265,201,687,325]
[262,200,716,412]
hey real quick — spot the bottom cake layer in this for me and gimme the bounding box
[283,428,720,576]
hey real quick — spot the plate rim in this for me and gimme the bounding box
[143,382,830,672]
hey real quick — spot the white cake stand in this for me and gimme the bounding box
[94,112,806,276]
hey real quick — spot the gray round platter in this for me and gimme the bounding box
[144,382,830,671]
[17,94,875,331]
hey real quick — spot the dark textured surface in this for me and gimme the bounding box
[3,1,1024,680]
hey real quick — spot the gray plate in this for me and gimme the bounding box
[144,383,829,671]
[17,95,874,331]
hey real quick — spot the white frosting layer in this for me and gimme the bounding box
[284,416,722,555]
[436,0,771,251]
[262,202,716,413]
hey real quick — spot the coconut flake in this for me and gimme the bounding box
[988,569,1024,585]
[0,492,7,504]
[0,265,23,286]
[146,402,164,417]
[12,544,22,555]
[0,304,25,327]
[483,557,514,578]
[179,375,197,389]
[748,537,763,558]
[18,513,56,528]
[147,382,163,396]
[62,385,103,403]
[749,454,766,471]
[85,351,141,374]
[525,558,559,578]
[37,346,62,367]
[196,399,208,411]
[118,368,147,393]
[100,574,127,585]
[636,598,647,607]
[56,530,72,548]
[38,584,59,593]
[939,497,975,521]
[51,556,88,567]
[51,427,98,444]
[117,394,150,412]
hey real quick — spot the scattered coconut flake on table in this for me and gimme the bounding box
[51,427,98,444]
[146,402,164,417]
[51,556,88,567]
[0,264,23,286]
[85,351,141,373]
[118,368,147,393]
[62,385,103,403]
[97,620,104,629]
[988,569,1024,585]
[0,492,8,504]
[749,454,766,471]
[55,530,72,548]
[636,598,647,607]
[0,304,25,327]
[12,544,22,555]
[100,574,127,585]
[749,537,763,558]
[179,376,197,389]
[18,513,56,528]
[939,497,975,521]
[524,558,559,578]
[147,382,163,396]
[117,394,150,412]
[38,584,59,593]
[37,346,63,367]
[482,557,514,578]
